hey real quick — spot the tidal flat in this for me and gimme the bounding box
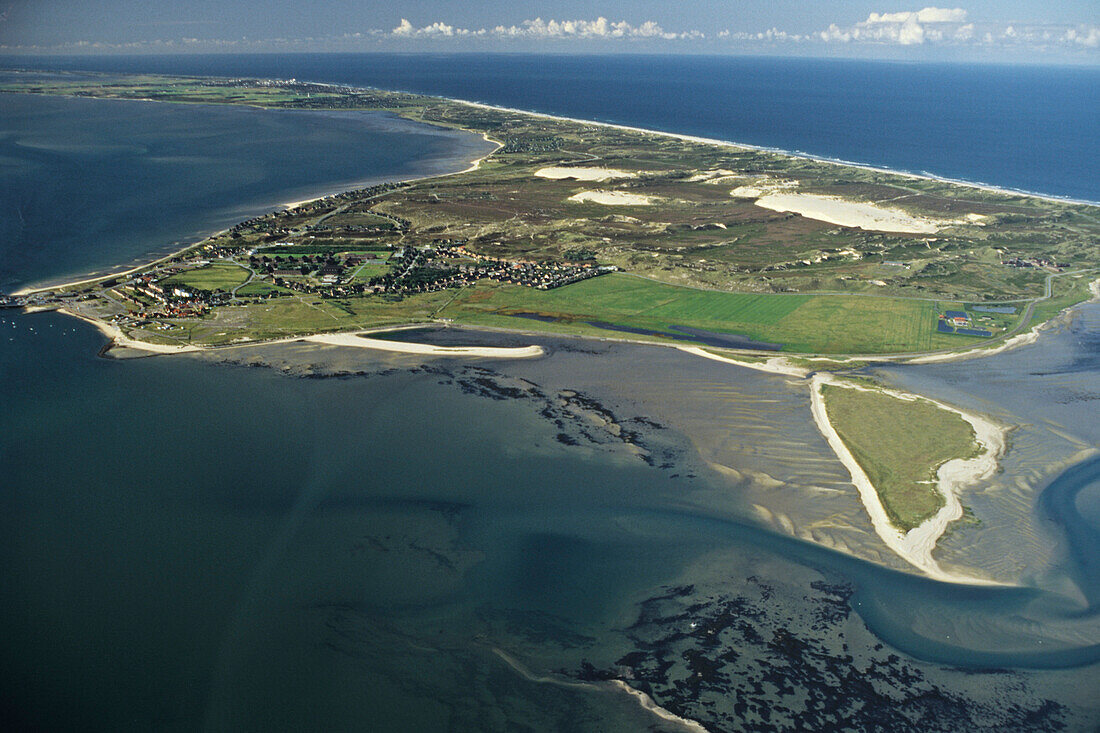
[4,300,1100,730]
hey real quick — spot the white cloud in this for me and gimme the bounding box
[865,8,968,25]
[1064,25,1100,48]
[389,16,698,42]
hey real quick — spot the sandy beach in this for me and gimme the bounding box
[809,374,1006,584]
[677,346,810,378]
[305,331,543,358]
[460,100,1098,207]
[56,308,200,354]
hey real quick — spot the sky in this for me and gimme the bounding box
[1,1,1097,63]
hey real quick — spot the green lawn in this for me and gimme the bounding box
[822,384,981,531]
[440,274,972,354]
[162,262,250,292]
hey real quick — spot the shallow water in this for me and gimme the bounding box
[2,68,1099,729]
[4,314,1100,730]
[0,93,493,292]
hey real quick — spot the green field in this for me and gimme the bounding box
[162,262,250,292]
[822,384,982,531]
[442,274,971,354]
[182,291,455,345]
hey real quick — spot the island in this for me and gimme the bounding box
[3,70,1098,582]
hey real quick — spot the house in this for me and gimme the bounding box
[944,310,970,327]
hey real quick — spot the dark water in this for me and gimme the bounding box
[2,58,1100,730]
[0,92,492,291]
[4,53,1098,202]
[3,314,1099,730]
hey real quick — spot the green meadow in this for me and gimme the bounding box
[442,274,971,354]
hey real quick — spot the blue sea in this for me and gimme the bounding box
[5,53,1099,203]
[2,55,1100,731]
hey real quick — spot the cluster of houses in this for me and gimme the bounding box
[1003,256,1059,270]
[447,245,616,289]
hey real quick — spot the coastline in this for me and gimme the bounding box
[808,373,1007,585]
[456,100,1100,208]
[9,115,500,299]
[304,330,542,358]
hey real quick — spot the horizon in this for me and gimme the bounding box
[1,2,1097,66]
[4,48,1100,71]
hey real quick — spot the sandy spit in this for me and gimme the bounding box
[305,331,543,358]
[809,374,1006,585]
[677,346,810,378]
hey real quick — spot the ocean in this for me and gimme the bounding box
[0,91,493,293]
[3,53,1098,203]
[2,55,1099,731]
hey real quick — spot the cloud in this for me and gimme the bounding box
[865,8,968,25]
[390,17,700,41]
[805,7,1099,51]
[1064,25,1100,48]
[2,9,1096,59]
[823,7,971,46]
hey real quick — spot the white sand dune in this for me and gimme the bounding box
[535,166,636,182]
[306,331,543,358]
[568,190,656,206]
[809,374,1006,584]
[755,193,949,234]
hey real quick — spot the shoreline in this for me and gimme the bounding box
[9,118,500,298]
[455,100,1099,208]
[808,373,1007,585]
[304,330,542,358]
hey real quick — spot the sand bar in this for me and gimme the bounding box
[678,346,809,378]
[305,331,543,358]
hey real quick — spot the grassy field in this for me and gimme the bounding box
[162,262,250,292]
[441,274,973,354]
[821,384,981,531]
[179,291,454,345]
